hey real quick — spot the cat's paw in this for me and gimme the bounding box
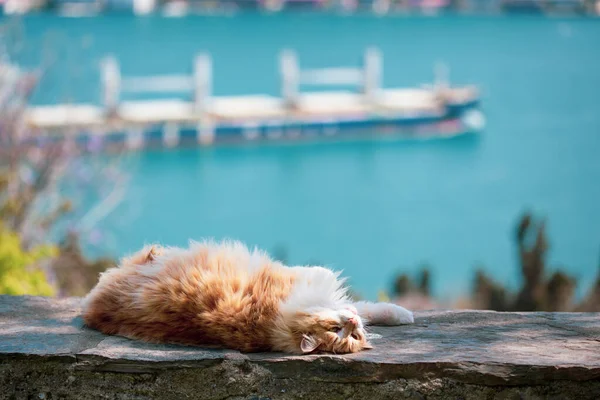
[380,304,414,325]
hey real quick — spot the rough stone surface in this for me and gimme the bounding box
[1,295,599,399]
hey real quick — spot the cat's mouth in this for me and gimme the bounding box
[336,321,359,340]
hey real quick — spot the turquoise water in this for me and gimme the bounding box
[18,14,600,301]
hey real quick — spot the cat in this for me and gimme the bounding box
[82,240,414,354]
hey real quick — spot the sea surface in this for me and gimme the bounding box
[14,13,600,301]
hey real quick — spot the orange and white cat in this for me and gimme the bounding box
[82,240,414,354]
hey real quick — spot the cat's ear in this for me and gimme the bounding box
[300,334,321,354]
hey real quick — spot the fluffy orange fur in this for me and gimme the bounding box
[82,241,373,354]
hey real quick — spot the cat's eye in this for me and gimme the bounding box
[331,327,342,333]
[351,333,359,340]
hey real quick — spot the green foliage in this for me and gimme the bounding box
[0,225,56,296]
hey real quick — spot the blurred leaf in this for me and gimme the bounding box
[0,224,56,296]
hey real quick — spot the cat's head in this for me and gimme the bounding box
[292,307,372,354]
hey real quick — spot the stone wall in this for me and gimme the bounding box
[1,295,599,399]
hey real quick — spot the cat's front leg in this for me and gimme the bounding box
[352,301,414,326]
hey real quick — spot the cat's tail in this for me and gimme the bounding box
[120,244,162,268]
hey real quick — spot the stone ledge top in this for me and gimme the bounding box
[1,295,599,386]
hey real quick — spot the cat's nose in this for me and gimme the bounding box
[348,316,358,326]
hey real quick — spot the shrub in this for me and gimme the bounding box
[0,225,56,296]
